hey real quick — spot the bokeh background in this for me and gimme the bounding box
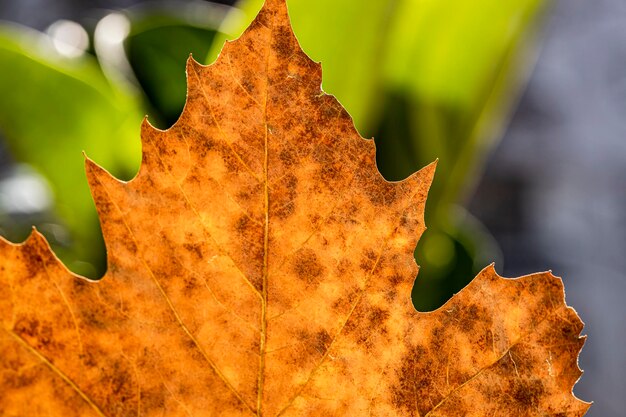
[0,0,624,415]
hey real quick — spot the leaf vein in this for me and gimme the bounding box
[92,171,256,415]
[423,303,561,416]
[3,328,108,417]
[147,132,264,300]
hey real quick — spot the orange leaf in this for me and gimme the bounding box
[0,0,588,415]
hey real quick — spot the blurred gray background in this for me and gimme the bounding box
[469,0,626,414]
[1,0,624,415]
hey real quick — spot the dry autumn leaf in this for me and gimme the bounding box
[0,0,589,416]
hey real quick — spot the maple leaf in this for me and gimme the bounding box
[0,0,589,416]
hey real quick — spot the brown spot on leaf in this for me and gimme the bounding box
[291,248,324,285]
[511,379,545,408]
[183,243,203,259]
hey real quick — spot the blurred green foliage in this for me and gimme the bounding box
[125,8,225,127]
[0,4,223,277]
[0,0,548,308]
[0,24,142,277]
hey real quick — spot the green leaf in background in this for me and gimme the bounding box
[124,1,231,128]
[0,23,143,277]
[212,0,549,310]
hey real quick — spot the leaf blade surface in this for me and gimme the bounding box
[0,1,588,416]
